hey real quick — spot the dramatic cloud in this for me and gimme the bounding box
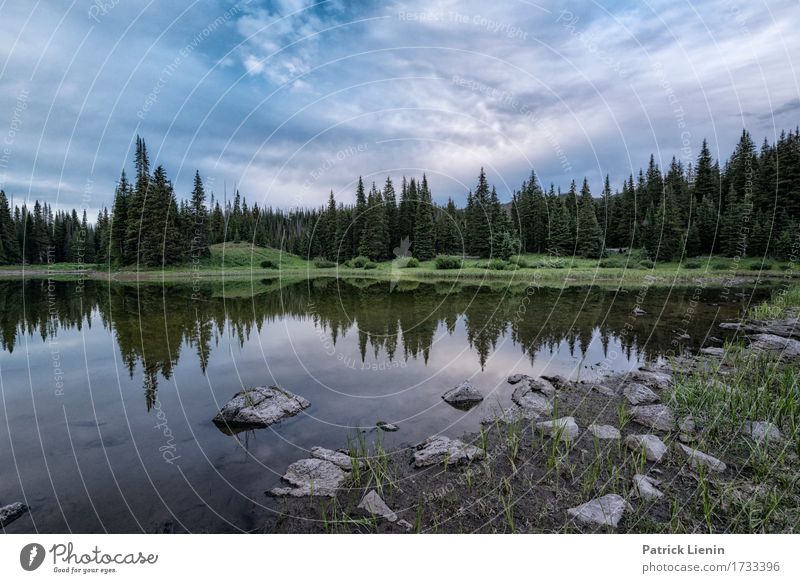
[0,0,798,214]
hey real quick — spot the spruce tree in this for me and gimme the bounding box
[413,176,436,260]
[189,171,211,258]
[575,178,603,258]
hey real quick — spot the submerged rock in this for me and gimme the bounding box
[623,383,660,405]
[358,490,398,522]
[588,423,620,440]
[213,385,310,431]
[742,421,782,442]
[310,446,361,470]
[0,502,28,527]
[376,421,399,432]
[413,435,485,468]
[633,474,664,501]
[630,404,675,432]
[511,383,553,418]
[535,416,580,440]
[675,443,727,473]
[269,458,348,497]
[567,494,628,528]
[625,434,668,462]
[442,381,484,409]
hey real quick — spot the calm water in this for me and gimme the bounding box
[0,277,772,533]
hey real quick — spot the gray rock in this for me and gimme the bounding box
[511,383,553,418]
[634,370,673,390]
[588,423,620,440]
[623,383,660,405]
[480,406,521,425]
[633,474,664,500]
[720,318,799,339]
[747,333,800,358]
[413,435,485,468]
[376,421,399,432]
[591,383,616,397]
[507,373,529,384]
[632,307,647,317]
[678,414,696,434]
[630,404,675,431]
[358,490,398,522]
[310,446,360,470]
[442,381,484,409]
[0,502,28,527]
[542,375,571,390]
[213,385,310,430]
[528,377,558,397]
[536,416,580,441]
[675,443,727,473]
[700,347,725,357]
[742,421,782,442]
[567,494,628,528]
[269,458,348,497]
[625,434,668,462]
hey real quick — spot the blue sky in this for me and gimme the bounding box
[0,0,798,216]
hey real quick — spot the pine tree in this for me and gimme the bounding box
[466,169,492,257]
[413,176,436,260]
[575,178,604,258]
[0,190,21,264]
[110,170,131,264]
[189,171,210,259]
[358,183,386,260]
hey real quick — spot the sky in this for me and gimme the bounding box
[0,0,798,217]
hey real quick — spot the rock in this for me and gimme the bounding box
[535,416,580,441]
[588,423,620,440]
[0,502,28,527]
[358,490,398,522]
[634,370,673,390]
[528,377,558,397]
[708,336,723,344]
[678,414,696,434]
[623,383,660,405]
[269,458,348,497]
[541,375,571,390]
[442,381,484,409]
[632,307,647,317]
[747,334,800,359]
[625,434,668,462]
[591,383,616,397]
[742,421,782,442]
[511,383,552,418]
[413,436,485,468]
[480,406,521,425]
[720,318,799,339]
[310,446,360,470]
[567,494,628,528]
[633,474,664,500]
[507,373,529,384]
[630,404,675,431]
[675,443,727,473]
[376,421,399,432]
[213,386,310,431]
[700,347,725,357]
[397,519,413,530]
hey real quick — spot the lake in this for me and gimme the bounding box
[0,277,773,532]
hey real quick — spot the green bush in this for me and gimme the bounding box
[435,255,463,270]
[509,255,529,268]
[599,259,623,268]
[638,259,655,269]
[488,259,508,270]
[260,259,278,269]
[711,261,729,270]
[313,257,336,268]
[683,260,702,269]
[403,257,420,268]
[532,258,566,269]
[364,261,378,270]
[749,261,772,271]
[351,256,370,268]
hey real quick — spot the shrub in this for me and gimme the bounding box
[711,261,729,270]
[683,260,702,269]
[639,259,655,269]
[364,261,378,270]
[313,257,336,268]
[435,255,463,270]
[403,257,420,268]
[599,259,623,268]
[509,255,530,268]
[260,259,278,269]
[749,261,772,271]
[351,256,370,268]
[488,259,508,270]
[533,258,566,269]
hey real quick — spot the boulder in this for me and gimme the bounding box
[746,333,800,359]
[269,458,348,497]
[633,370,673,390]
[678,414,697,434]
[567,494,628,528]
[507,374,529,385]
[633,474,664,501]
[213,386,310,431]
[511,383,552,418]
[623,383,660,405]
[625,434,668,462]
[675,443,727,473]
[358,490,398,522]
[591,383,616,398]
[742,421,782,442]
[535,416,580,441]
[442,381,484,409]
[588,423,620,440]
[413,436,485,468]
[630,404,675,432]
[700,347,725,357]
[376,421,399,432]
[310,446,361,470]
[0,502,28,527]
[720,318,799,339]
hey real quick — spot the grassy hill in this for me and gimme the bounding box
[200,242,311,270]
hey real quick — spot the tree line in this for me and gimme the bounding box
[0,128,798,267]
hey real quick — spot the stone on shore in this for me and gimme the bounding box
[700,347,725,357]
[747,333,800,359]
[633,474,664,501]
[442,381,484,409]
[634,370,673,390]
[720,318,799,339]
[0,502,28,527]
[413,436,485,468]
[742,421,782,442]
[591,383,616,397]
[675,443,727,473]
[213,385,310,430]
[358,490,398,522]
[623,383,660,405]
[625,434,668,462]
[507,374,529,384]
[567,494,628,528]
[630,404,675,432]
[511,383,553,418]
[376,421,399,432]
[588,423,620,440]
[269,458,348,497]
[536,416,580,441]
[310,446,361,470]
